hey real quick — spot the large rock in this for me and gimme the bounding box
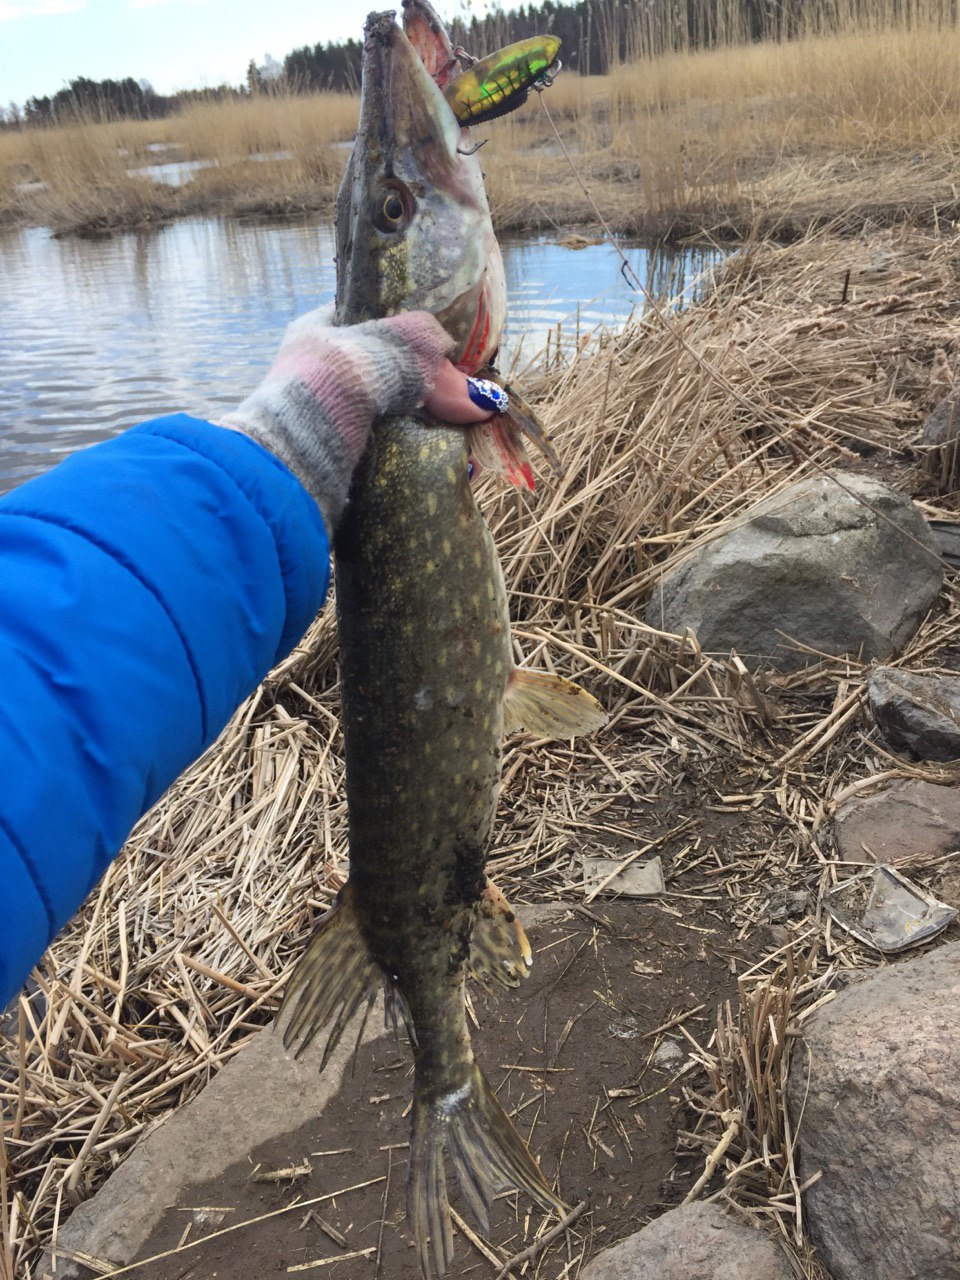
[868,666,960,760]
[921,389,960,491]
[41,1011,390,1278]
[580,1202,793,1280]
[831,778,960,863]
[646,473,942,671]
[789,943,960,1279]
[921,389,960,449]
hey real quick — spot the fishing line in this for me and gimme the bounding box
[534,89,948,571]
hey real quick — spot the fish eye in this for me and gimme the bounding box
[374,182,413,233]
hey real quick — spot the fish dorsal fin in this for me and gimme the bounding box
[469,878,532,991]
[503,668,608,739]
[279,880,380,1070]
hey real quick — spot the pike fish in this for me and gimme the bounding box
[280,8,603,1276]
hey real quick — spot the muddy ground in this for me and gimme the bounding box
[130,895,762,1280]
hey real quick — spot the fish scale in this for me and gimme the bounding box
[337,419,511,987]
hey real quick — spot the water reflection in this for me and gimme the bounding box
[0,215,722,493]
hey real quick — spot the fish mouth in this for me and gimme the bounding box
[401,0,460,87]
[359,10,461,176]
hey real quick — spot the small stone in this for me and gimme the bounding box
[831,779,960,864]
[921,389,960,449]
[580,1202,794,1280]
[868,666,960,760]
[762,889,810,922]
[650,1037,684,1070]
[921,391,960,491]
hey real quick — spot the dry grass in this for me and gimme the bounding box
[0,94,357,232]
[4,12,960,235]
[3,221,960,1276]
[483,18,960,238]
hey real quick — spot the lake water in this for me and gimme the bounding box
[0,216,722,494]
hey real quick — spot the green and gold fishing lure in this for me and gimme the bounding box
[444,35,562,126]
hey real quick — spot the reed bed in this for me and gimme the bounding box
[0,94,357,232]
[3,222,960,1277]
[483,17,960,238]
[5,13,960,235]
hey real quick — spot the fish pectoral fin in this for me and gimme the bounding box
[278,880,380,1070]
[466,416,535,491]
[471,366,562,480]
[469,878,532,991]
[409,1062,564,1278]
[503,667,608,739]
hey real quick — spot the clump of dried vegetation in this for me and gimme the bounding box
[4,0,960,236]
[3,220,960,1277]
[0,94,356,233]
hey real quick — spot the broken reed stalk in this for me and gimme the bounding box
[5,224,960,1276]
[682,938,834,1252]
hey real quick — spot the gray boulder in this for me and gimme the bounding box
[646,473,942,671]
[789,943,960,1279]
[921,390,960,449]
[868,666,960,760]
[831,778,960,864]
[580,1202,793,1280]
[921,391,960,491]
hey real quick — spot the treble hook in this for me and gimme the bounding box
[457,138,488,155]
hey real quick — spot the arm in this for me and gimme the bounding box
[0,310,494,1010]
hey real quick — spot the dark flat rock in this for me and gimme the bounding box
[868,666,960,760]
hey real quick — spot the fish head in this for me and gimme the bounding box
[335,10,505,372]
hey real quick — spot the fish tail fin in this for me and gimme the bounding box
[408,1061,563,1278]
[279,880,380,1070]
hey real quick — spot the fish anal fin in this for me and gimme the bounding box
[408,1061,564,1278]
[469,878,532,991]
[503,668,607,739]
[279,880,380,1067]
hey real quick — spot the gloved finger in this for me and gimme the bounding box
[425,361,500,425]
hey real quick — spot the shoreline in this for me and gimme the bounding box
[4,179,959,244]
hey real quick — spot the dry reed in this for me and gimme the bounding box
[3,222,960,1276]
[4,10,960,235]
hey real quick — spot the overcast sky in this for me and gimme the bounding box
[0,0,474,106]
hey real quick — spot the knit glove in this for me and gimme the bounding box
[220,308,454,531]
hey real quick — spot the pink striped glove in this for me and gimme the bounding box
[221,308,454,531]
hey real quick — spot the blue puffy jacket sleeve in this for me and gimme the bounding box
[0,415,330,1010]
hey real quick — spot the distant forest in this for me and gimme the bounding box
[6,0,959,126]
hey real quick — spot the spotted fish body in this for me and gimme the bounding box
[281,9,603,1277]
[336,421,510,1036]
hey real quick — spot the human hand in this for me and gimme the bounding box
[426,363,506,424]
[220,308,497,532]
